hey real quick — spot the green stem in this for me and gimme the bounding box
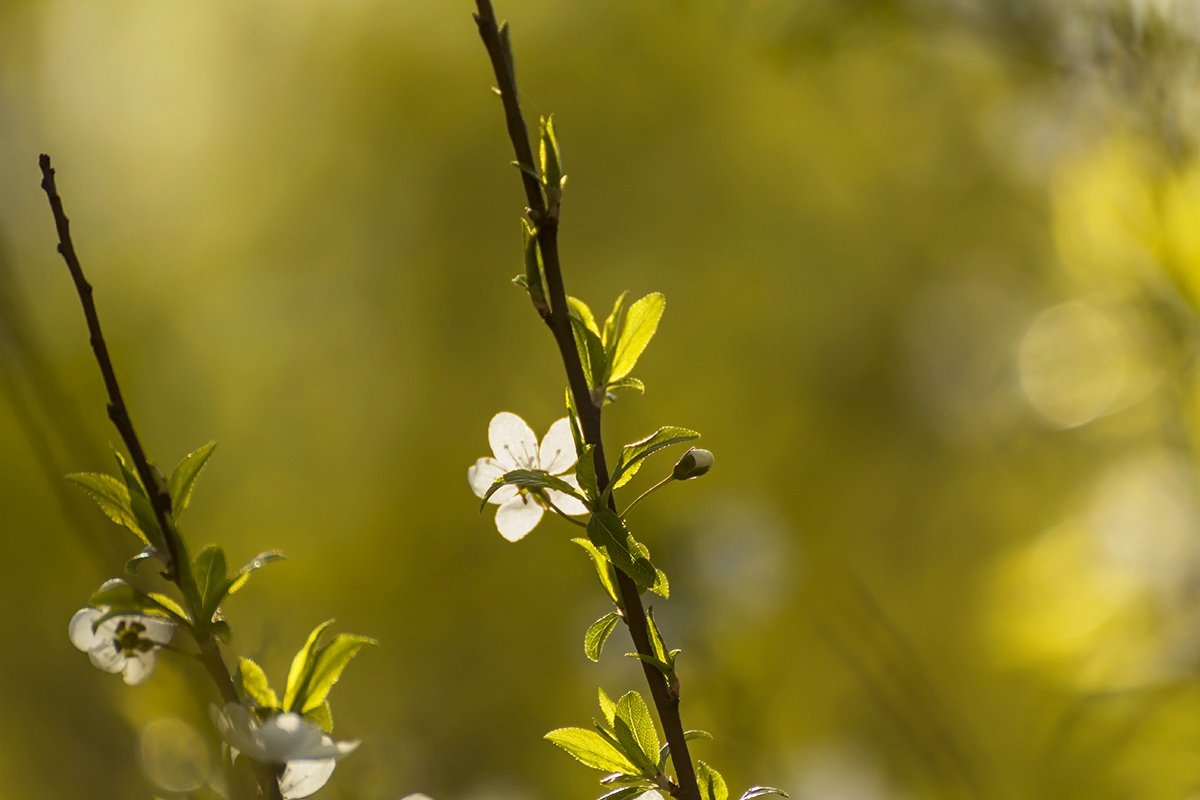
[622,475,675,517]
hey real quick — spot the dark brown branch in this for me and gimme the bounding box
[471,8,702,800]
[38,154,282,800]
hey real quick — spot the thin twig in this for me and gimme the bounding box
[470,8,702,799]
[38,154,283,800]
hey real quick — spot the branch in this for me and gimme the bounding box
[471,9,702,800]
[38,154,283,800]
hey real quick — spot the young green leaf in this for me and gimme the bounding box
[609,293,665,382]
[296,632,377,713]
[124,546,158,575]
[598,687,618,728]
[539,114,563,205]
[697,761,729,800]
[739,788,789,800]
[283,620,335,712]
[572,538,620,604]
[568,296,601,337]
[193,544,229,621]
[169,441,216,515]
[602,291,629,348]
[147,592,190,623]
[606,377,645,397]
[479,468,588,509]
[613,691,660,772]
[597,787,650,800]
[571,315,609,396]
[65,472,148,545]
[610,427,701,491]
[584,611,621,662]
[227,551,286,595]
[657,729,714,773]
[586,508,658,591]
[545,728,640,775]
[520,219,548,313]
[237,657,279,709]
[645,607,668,664]
[304,701,334,734]
[650,566,669,599]
[576,444,599,506]
[88,579,190,626]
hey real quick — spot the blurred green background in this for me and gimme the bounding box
[5,1,1200,798]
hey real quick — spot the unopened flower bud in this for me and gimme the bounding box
[672,448,713,481]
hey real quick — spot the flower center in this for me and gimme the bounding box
[112,620,155,656]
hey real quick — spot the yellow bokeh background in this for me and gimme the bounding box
[6,2,1200,799]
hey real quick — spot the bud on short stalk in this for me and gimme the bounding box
[672,448,713,481]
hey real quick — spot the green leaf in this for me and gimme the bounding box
[586,508,657,591]
[739,788,789,800]
[65,472,148,545]
[89,579,190,626]
[227,551,286,595]
[568,296,600,337]
[283,620,334,712]
[572,538,620,604]
[147,592,190,623]
[297,632,377,713]
[584,612,621,662]
[598,787,650,800]
[304,701,334,734]
[610,427,701,491]
[609,293,665,382]
[598,687,618,728]
[606,377,645,396]
[539,114,563,200]
[520,219,548,312]
[575,444,599,505]
[697,761,729,800]
[480,469,587,509]
[169,442,216,515]
[614,691,660,772]
[545,728,640,775]
[651,566,669,599]
[658,730,714,773]
[571,315,609,395]
[125,546,158,575]
[566,390,587,456]
[193,544,229,621]
[237,657,278,709]
[645,607,668,664]
[602,291,629,348]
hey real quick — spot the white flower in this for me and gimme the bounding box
[210,703,359,800]
[68,607,174,686]
[468,411,589,541]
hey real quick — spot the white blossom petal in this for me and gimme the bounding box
[210,704,358,769]
[87,642,124,673]
[488,412,539,469]
[138,616,175,645]
[546,481,589,516]
[468,458,516,504]
[539,417,578,474]
[211,704,262,758]
[279,755,337,799]
[121,649,157,685]
[69,608,104,651]
[258,714,326,761]
[494,494,544,542]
